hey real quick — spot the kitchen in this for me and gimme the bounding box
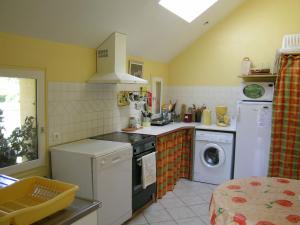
[0,0,300,225]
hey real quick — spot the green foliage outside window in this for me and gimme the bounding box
[0,109,37,168]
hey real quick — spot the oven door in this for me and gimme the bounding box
[133,149,155,194]
[132,149,156,212]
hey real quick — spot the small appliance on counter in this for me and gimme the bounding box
[216,106,230,127]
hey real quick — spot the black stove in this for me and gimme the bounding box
[91,131,156,212]
[91,132,153,146]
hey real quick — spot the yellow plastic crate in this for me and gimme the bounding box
[0,176,78,225]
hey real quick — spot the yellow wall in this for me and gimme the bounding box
[0,32,168,178]
[169,0,300,86]
[0,32,96,82]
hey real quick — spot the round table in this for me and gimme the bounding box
[209,177,300,225]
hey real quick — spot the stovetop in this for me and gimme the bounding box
[90,132,154,145]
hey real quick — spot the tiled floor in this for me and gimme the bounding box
[126,179,216,225]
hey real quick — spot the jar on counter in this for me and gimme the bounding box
[129,117,137,128]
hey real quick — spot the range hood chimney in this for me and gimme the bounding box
[88,32,148,84]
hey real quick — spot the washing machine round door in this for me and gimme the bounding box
[201,143,225,168]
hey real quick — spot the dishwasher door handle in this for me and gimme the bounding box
[112,157,121,164]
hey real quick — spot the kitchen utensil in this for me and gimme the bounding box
[202,109,212,125]
[180,104,187,121]
[195,105,206,122]
[216,106,230,127]
[192,104,196,122]
[129,117,138,128]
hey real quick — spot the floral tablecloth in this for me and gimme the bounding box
[209,177,300,225]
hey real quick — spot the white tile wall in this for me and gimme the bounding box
[48,83,240,146]
[165,86,240,123]
[47,82,141,146]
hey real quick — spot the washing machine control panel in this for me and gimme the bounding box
[195,131,233,144]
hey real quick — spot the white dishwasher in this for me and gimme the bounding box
[51,139,132,225]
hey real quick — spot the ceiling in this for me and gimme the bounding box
[0,0,245,62]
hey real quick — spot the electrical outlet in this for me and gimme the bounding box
[52,132,61,143]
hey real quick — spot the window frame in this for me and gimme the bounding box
[0,68,45,175]
[151,76,163,119]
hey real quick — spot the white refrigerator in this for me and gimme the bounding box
[234,101,273,178]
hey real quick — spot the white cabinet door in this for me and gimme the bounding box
[71,211,97,225]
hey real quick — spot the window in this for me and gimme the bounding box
[159,0,218,23]
[0,68,45,174]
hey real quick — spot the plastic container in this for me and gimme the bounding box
[202,109,212,125]
[0,176,78,225]
[280,34,300,54]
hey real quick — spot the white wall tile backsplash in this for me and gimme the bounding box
[166,86,240,123]
[48,83,240,146]
[48,82,140,146]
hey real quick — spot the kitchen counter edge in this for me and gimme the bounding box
[124,121,236,136]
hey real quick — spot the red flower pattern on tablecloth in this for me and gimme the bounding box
[275,199,293,207]
[232,197,247,204]
[227,185,241,190]
[286,215,300,223]
[277,178,290,184]
[233,213,247,225]
[250,181,262,186]
[283,190,296,196]
[211,211,217,225]
[210,177,298,225]
[256,221,276,225]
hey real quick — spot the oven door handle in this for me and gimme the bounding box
[137,152,157,162]
[136,152,157,167]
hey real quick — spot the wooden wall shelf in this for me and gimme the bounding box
[238,74,277,78]
[238,74,278,82]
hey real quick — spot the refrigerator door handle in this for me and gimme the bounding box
[237,105,240,122]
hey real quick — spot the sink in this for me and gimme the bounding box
[151,119,171,126]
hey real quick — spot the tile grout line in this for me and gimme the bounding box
[134,179,215,225]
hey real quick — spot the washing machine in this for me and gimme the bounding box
[193,130,234,184]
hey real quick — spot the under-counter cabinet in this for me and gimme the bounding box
[71,210,97,225]
[156,128,194,198]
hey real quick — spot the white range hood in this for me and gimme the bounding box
[88,32,148,84]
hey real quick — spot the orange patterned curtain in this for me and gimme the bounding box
[268,55,300,179]
[156,129,194,198]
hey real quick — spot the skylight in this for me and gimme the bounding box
[159,0,218,23]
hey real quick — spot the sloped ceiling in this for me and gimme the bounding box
[0,0,246,62]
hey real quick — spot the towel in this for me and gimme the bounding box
[142,152,156,189]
